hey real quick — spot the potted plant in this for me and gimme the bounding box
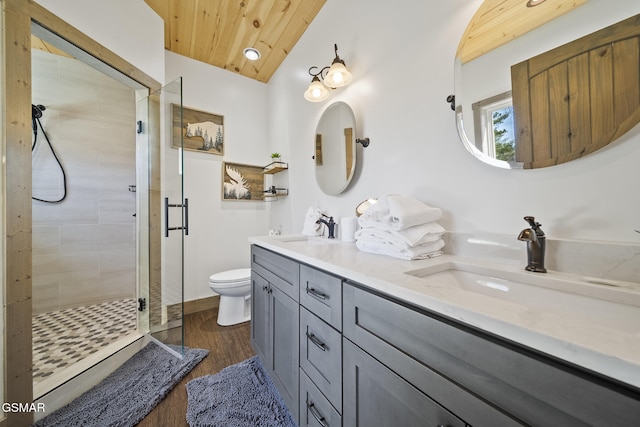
[271,152,281,161]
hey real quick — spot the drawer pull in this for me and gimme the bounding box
[306,332,327,351]
[308,402,328,427]
[306,286,327,300]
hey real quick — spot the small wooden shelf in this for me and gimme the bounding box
[263,186,288,199]
[263,161,288,174]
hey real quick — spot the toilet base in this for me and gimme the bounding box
[217,294,251,326]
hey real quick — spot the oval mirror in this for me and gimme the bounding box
[314,101,357,195]
[455,0,640,169]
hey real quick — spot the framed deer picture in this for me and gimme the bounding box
[172,105,224,155]
[222,162,265,201]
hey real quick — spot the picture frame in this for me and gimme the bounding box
[222,161,265,201]
[172,105,224,155]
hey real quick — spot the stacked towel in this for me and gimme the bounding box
[355,194,445,260]
[302,207,322,236]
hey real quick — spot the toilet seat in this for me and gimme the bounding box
[209,268,251,288]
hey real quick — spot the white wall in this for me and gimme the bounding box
[165,51,270,301]
[35,0,165,83]
[267,0,640,244]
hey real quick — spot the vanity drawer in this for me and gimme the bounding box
[300,307,342,412]
[251,245,299,300]
[343,338,466,427]
[343,281,640,426]
[299,369,342,427]
[300,264,342,331]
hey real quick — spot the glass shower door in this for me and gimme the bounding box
[136,77,185,353]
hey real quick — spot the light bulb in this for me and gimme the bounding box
[243,47,261,60]
[304,77,330,102]
[324,61,352,88]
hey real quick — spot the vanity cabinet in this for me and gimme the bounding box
[251,246,300,422]
[343,281,640,426]
[251,243,640,427]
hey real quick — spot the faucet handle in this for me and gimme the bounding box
[524,216,543,230]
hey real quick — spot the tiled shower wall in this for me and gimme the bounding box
[31,49,136,314]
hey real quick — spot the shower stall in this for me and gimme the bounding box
[30,22,185,398]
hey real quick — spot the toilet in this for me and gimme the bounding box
[208,268,252,326]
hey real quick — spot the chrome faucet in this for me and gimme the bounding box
[316,214,336,239]
[517,216,547,273]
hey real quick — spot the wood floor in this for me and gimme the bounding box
[137,308,254,427]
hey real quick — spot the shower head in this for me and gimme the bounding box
[32,104,46,119]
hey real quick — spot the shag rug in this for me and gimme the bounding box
[34,341,208,427]
[186,356,297,427]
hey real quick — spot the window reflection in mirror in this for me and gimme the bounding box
[472,92,516,163]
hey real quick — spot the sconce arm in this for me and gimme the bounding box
[356,137,370,148]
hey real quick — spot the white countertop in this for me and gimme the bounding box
[250,235,640,390]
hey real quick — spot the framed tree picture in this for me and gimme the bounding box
[222,162,265,201]
[172,105,224,155]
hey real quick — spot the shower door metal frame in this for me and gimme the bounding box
[138,78,185,352]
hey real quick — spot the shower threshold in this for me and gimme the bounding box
[33,332,143,399]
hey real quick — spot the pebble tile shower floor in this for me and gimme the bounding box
[32,299,138,384]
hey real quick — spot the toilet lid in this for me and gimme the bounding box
[209,268,251,284]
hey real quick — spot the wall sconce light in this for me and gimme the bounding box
[304,44,353,102]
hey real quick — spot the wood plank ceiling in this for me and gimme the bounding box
[457,0,589,64]
[144,0,326,83]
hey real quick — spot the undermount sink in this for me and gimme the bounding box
[272,234,338,245]
[404,261,640,332]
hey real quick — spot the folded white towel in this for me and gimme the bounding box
[359,194,442,231]
[302,207,322,237]
[355,221,445,247]
[356,238,445,260]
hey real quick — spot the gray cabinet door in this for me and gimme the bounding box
[300,307,342,412]
[270,283,300,422]
[343,339,466,427]
[300,369,342,427]
[250,271,270,362]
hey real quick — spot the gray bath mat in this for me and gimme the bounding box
[34,340,208,427]
[186,356,296,427]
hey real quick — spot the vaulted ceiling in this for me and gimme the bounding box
[144,0,326,83]
[31,0,586,83]
[457,0,588,64]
